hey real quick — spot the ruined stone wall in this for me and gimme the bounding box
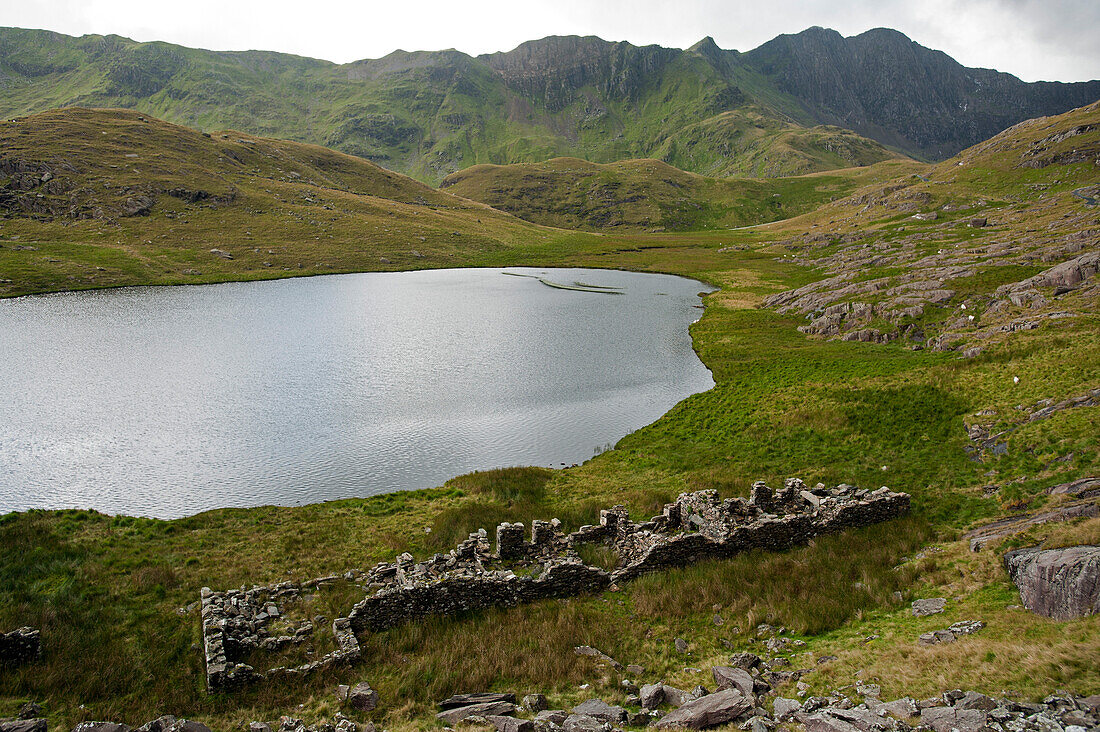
[0,626,40,668]
[200,479,909,692]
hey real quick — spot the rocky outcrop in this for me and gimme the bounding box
[654,689,753,729]
[1004,545,1100,619]
[965,501,1099,552]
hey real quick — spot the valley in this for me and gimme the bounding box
[0,29,1097,732]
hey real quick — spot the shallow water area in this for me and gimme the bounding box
[0,267,714,518]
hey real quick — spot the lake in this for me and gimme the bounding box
[0,267,714,518]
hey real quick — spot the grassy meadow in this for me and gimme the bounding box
[0,105,1098,730]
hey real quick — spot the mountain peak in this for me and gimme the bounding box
[689,36,720,54]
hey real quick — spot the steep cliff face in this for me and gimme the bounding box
[743,27,1100,159]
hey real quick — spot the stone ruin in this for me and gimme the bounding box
[0,626,40,668]
[200,479,910,692]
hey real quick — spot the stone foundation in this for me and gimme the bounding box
[200,479,909,692]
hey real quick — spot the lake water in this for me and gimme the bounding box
[0,267,714,519]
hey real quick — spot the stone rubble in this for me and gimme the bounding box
[918,620,986,645]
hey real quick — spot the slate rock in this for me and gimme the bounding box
[248,724,273,732]
[1003,545,1100,619]
[570,700,625,724]
[727,653,763,671]
[712,667,754,697]
[349,682,379,711]
[955,691,996,711]
[136,718,178,732]
[523,694,549,713]
[641,684,666,710]
[773,698,802,721]
[880,698,918,719]
[911,598,947,616]
[170,722,212,732]
[440,693,517,710]
[534,710,569,728]
[663,686,697,708]
[828,707,896,732]
[654,689,753,729]
[561,715,609,732]
[0,720,47,732]
[487,716,534,732]
[921,706,986,732]
[72,724,132,732]
[437,702,517,725]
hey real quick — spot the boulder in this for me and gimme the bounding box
[72,724,131,732]
[727,652,762,671]
[711,666,754,697]
[136,718,178,732]
[880,698,918,719]
[911,598,947,616]
[561,715,608,732]
[955,691,996,711]
[440,693,516,710]
[0,721,47,732]
[349,682,379,711]
[523,694,549,713]
[487,716,534,732]
[654,689,753,729]
[1004,545,1100,619]
[827,707,896,732]
[167,723,212,732]
[641,684,666,709]
[663,686,697,708]
[920,707,986,732]
[774,698,802,721]
[534,710,569,728]
[437,702,517,725]
[570,700,625,724]
[574,646,623,670]
[248,724,272,732]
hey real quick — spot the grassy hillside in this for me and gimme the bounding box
[441,155,918,231]
[0,103,1098,732]
[0,107,601,299]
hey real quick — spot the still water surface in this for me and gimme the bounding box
[0,267,714,518]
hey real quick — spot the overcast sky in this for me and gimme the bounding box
[3,0,1097,83]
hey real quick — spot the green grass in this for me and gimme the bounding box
[0,28,907,186]
[1,105,1099,730]
[441,157,915,232]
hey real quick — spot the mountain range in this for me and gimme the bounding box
[0,25,1097,186]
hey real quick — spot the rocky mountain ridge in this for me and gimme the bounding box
[1,26,1096,183]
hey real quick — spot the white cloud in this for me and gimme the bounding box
[1,0,1097,81]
